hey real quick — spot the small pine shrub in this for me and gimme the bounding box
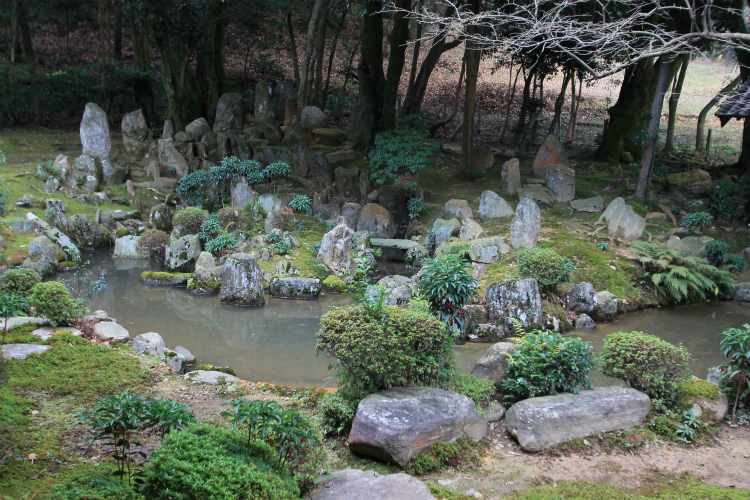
[142,424,300,500]
[29,281,87,326]
[49,471,138,500]
[515,247,569,293]
[710,179,745,223]
[137,229,170,261]
[217,207,242,231]
[0,268,41,295]
[173,207,207,235]
[502,330,596,403]
[600,331,691,408]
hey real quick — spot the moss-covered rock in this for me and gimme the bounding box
[676,377,729,425]
[322,275,346,293]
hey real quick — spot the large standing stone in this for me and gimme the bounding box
[532,134,567,178]
[113,236,149,259]
[67,214,113,248]
[269,277,321,299]
[486,278,543,331]
[258,194,283,214]
[101,158,129,185]
[348,387,487,467]
[505,387,652,452]
[597,197,645,243]
[313,154,333,188]
[334,167,360,200]
[274,81,297,122]
[231,183,256,208]
[342,203,362,230]
[220,253,265,306]
[471,342,517,390]
[254,81,272,126]
[593,291,620,321]
[121,109,152,155]
[567,282,598,315]
[165,234,202,272]
[45,199,67,230]
[509,198,541,249]
[431,218,461,247]
[479,190,514,222]
[158,139,189,178]
[150,204,173,232]
[307,469,436,500]
[356,204,396,238]
[501,158,521,196]
[546,164,576,203]
[80,102,111,159]
[667,169,712,199]
[318,223,354,276]
[185,118,211,140]
[214,93,245,133]
[444,199,473,220]
[300,105,327,129]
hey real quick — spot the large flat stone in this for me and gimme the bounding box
[93,321,131,343]
[5,316,49,330]
[2,344,52,360]
[306,469,436,500]
[348,387,487,467]
[184,370,239,385]
[30,326,82,340]
[505,386,652,451]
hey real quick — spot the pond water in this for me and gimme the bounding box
[62,249,750,387]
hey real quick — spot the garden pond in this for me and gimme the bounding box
[60,249,748,386]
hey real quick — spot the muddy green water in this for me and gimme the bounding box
[65,250,750,387]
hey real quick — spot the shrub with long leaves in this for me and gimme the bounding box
[0,293,28,344]
[631,241,733,303]
[718,324,750,422]
[417,255,479,332]
[368,123,440,186]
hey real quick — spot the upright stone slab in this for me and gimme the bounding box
[502,158,521,195]
[334,167,360,200]
[356,204,396,238]
[478,190,514,222]
[546,164,575,203]
[121,109,152,155]
[486,278,543,330]
[220,253,265,306]
[509,197,541,249]
[274,80,297,122]
[214,92,245,133]
[532,134,567,178]
[505,387,652,451]
[597,197,645,242]
[348,387,487,467]
[80,102,111,159]
[254,81,272,126]
[231,183,256,208]
[318,223,354,276]
[165,234,202,272]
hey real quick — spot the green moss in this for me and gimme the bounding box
[59,261,77,268]
[195,364,237,376]
[115,227,131,238]
[676,377,721,411]
[427,484,473,500]
[322,275,346,292]
[542,300,572,331]
[141,271,192,283]
[406,436,482,475]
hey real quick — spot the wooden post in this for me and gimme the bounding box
[706,129,713,156]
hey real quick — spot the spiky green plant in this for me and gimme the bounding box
[631,241,733,303]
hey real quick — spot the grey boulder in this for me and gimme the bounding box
[318,223,354,276]
[113,236,149,259]
[269,277,321,299]
[486,278,543,331]
[220,253,265,306]
[80,102,111,159]
[567,282,597,315]
[509,198,541,249]
[165,234,202,273]
[93,321,131,343]
[306,469,436,500]
[185,370,239,385]
[478,190,514,222]
[132,332,166,357]
[471,342,517,389]
[597,197,645,243]
[505,387,652,451]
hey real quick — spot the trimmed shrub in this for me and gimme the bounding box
[600,331,691,407]
[217,206,242,231]
[515,248,569,293]
[316,305,455,398]
[0,268,41,295]
[137,229,169,261]
[49,471,138,500]
[502,330,596,403]
[173,207,207,235]
[142,423,300,500]
[448,373,496,407]
[29,281,87,326]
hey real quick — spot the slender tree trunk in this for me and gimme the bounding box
[196,0,227,124]
[341,31,362,94]
[98,0,107,90]
[286,12,301,87]
[501,64,521,142]
[382,0,410,130]
[299,0,328,108]
[15,0,42,124]
[405,0,424,113]
[548,69,572,136]
[461,11,480,176]
[10,0,19,63]
[131,17,156,123]
[636,57,674,199]
[114,2,123,62]
[430,60,464,137]
[565,74,582,143]
[401,37,461,116]
[322,3,349,109]
[696,75,742,152]
[517,65,535,136]
[662,55,689,154]
[355,0,385,148]
[312,6,330,107]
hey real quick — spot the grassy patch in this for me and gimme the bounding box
[427,483,473,500]
[406,437,484,475]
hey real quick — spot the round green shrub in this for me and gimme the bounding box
[600,331,691,407]
[217,206,242,231]
[137,229,170,260]
[49,471,138,500]
[502,330,596,403]
[29,281,85,326]
[515,248,569,293]
[316,305,455,398]
[318,391,357,435]
[448,373,496,407]
[322,275,346,293]
[173,207,207,235]
[0,268,41,295]
[142,423,300,500]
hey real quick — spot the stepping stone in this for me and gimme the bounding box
[2,344,51,360]
[5,317,49,330]
[184,370,239,385]
[30,327,82,340]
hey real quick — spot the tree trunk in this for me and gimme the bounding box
[461,28,480,176]
[430,60,465,137]
[565,74,582,143]
[501,64,521,142]
[10,0,19,63]
[636,57,674,199]
[597,58,662,162]
[15,0,42,124]
[299,0,328,108]
[355,0,386,148]
[548,69,572,136]
[662,55,689,154]
[406,0,424,105]
[382,0,410,130]
[131,17,156,123]
[696,75,742,152]
[98,0,107,91]
[196,0,227,125]
[322,3,349,109]
[312,7,330,107]
[401,37,462,116]
[114,3,123,62]
[287,12,301,87]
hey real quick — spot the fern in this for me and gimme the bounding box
[631,241,733,303]
[506,318,526,339]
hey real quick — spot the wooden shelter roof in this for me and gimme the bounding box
[716,76,750,126]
